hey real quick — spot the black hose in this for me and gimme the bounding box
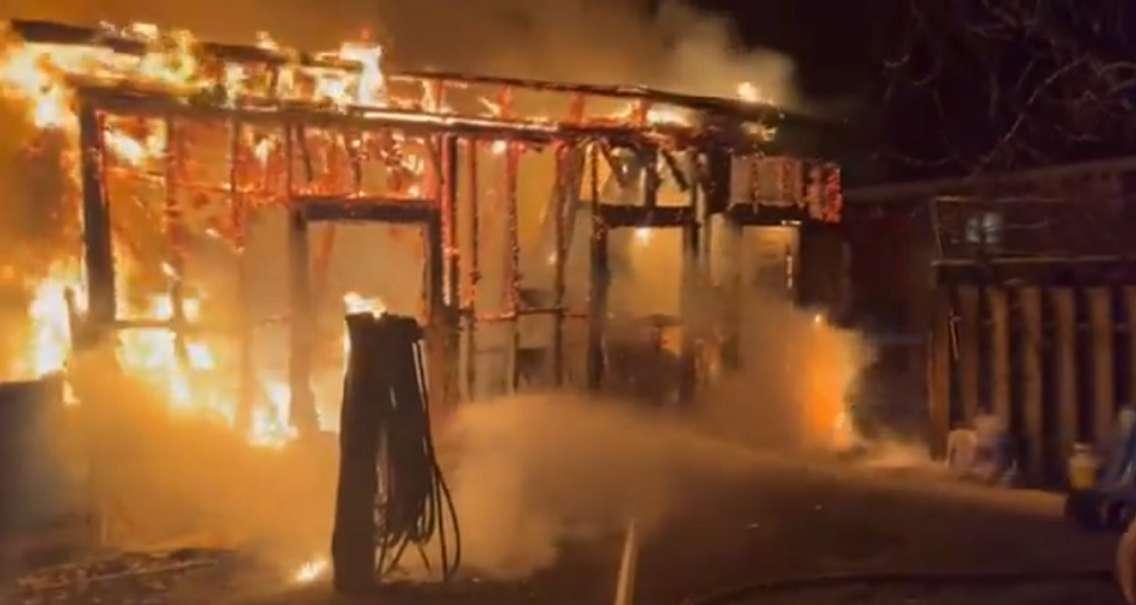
[373,321,461,582]
[682,568,1115,605]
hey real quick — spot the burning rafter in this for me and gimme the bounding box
[4,18,804,148]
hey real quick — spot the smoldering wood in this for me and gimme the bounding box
[299,199,437,223]
[505,143,521,393]
[643,148,660,209]
[77,84,652,147]
[390,69,791,125]
[14,19,817,137]
[552,145,568,386]
[587,143,608,390]
[442,136,460,308]
[465,141,480,399]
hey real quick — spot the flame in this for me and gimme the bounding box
[292,557,329,584]
[801,316,867,450]
[339,42,385,106]
[646,105,692,128]
[104,125,166,166]
[0,43,80,130]
[27,270,78,377]
[344,291,386,316]
[136,28,201,91]
[736,81,772,104]
[248,379,298,448]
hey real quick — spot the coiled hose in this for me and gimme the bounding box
[332,313,460,591]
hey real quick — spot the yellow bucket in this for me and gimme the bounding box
[1068,445,1100,490]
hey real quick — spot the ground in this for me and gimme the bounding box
[9,456,1125,604]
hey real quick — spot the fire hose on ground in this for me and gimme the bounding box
[331,313,460,593]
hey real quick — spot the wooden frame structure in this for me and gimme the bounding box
[19,19,840,430]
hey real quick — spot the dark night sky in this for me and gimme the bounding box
[689,0,878,98]
[682,1,889,184]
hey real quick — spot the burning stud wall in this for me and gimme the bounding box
[0,20,842,451]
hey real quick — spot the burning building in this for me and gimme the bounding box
[0,17,846,581]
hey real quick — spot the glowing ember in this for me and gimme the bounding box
[339,42,386,106]
[104,125,166,167]
[249,380,298,448]
[736,81,770,104]
[292,557,329,584]
[343,291,386,316]
[185,341,216,370]
[182,297,202,322]
[646,105,692,127]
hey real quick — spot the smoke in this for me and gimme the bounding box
[696,294,876,452]
[64,344,338,567]
[438,394,759,579]
[2,0,802,106]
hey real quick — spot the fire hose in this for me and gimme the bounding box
[332,313,460,593]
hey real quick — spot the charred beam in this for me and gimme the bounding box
[596,205,692,228]
[79,101,115,329]
[77,84,652,146]
[299,199,437,223]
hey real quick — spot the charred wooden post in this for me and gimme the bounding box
[442,135,460,308]
[588,143,609,390]
[332,314,385,592]
[552,144,569,386]
[466,141,480,399]
[1052,287,1079,466]
[929,292,953,457]
[438,134,462,404]
[79,102,115,330]
[955,286,981,424]
[1019,287,1045,478]
[988,288,1011,425]
[1089,287,1116,444]
[678,197,700,404]
[505,142,521,392]
[643,147,660,209]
